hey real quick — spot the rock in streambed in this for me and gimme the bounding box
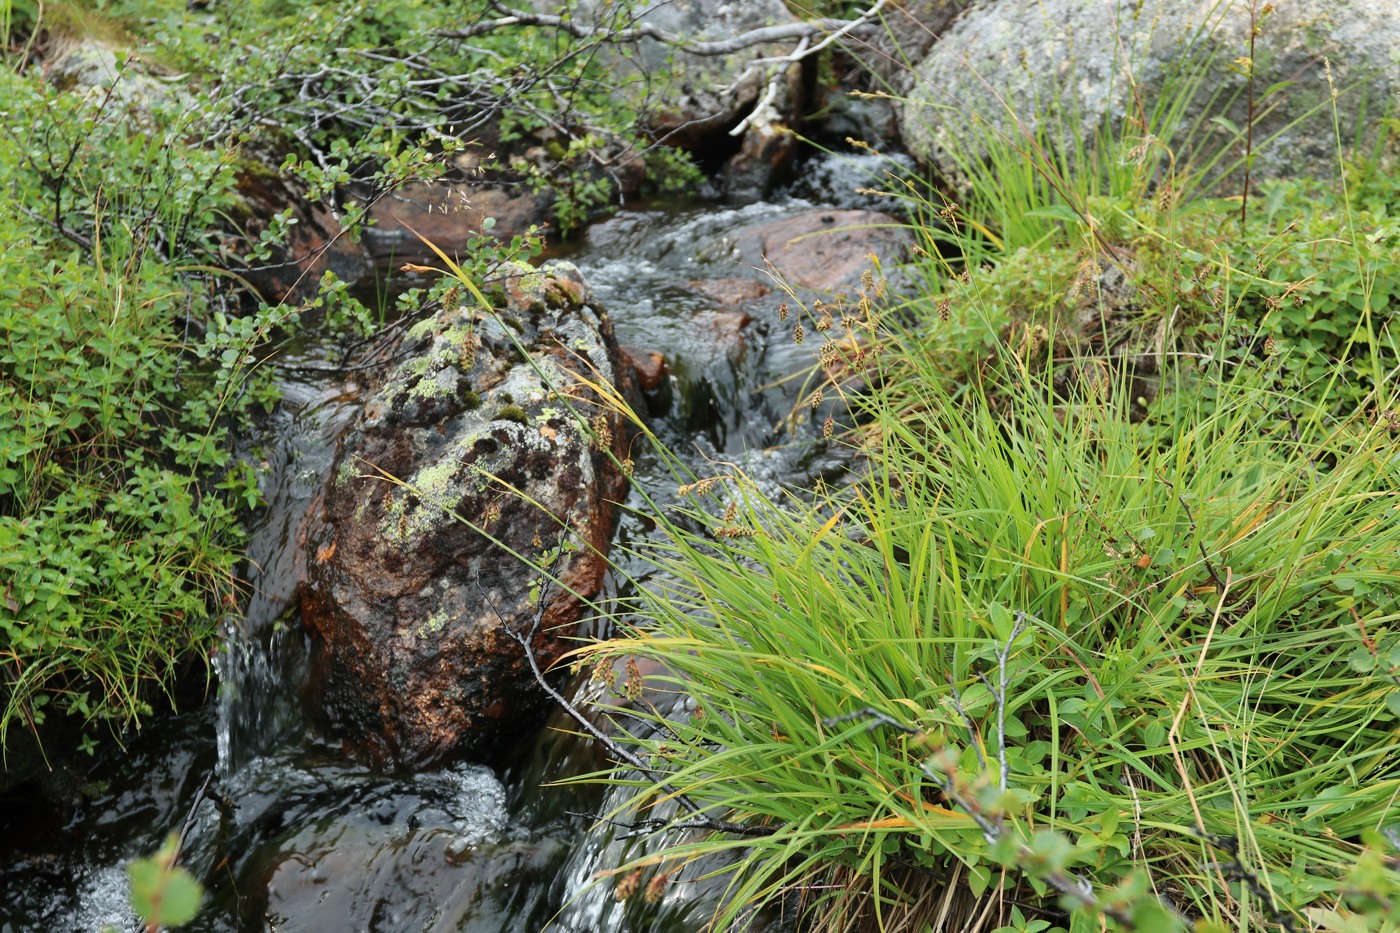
[301,261,630,769]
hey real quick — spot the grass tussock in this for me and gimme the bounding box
[566,26,1400,931]
[576,336,1400,930]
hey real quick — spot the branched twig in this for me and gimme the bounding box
[441,1,882,56]
[944,672,987,772]
[481,576,777,838]
[992,612,1025,792]
[825,707,1187,930]
[441,0,890,139]
[1196,830,1302,933]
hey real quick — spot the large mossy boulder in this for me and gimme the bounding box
[301,261,629,770]
[899,0,1400,191]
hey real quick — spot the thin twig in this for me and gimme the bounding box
[480,576,777,838]
[440,2,880,55]
[1178,495,1227,591]
[828,708,1188,930]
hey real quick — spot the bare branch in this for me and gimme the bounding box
[481,576,777,838]
[439,2,883,56]
[827,708,1188,930]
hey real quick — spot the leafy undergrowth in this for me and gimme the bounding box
[0,62,266,754]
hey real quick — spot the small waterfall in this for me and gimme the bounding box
[16,155,881,932]
[215,373,361,775]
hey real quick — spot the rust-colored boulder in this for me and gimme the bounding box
[731,209,911,293]
[301,261,629,769]
[230,161,370,305]
[361,179,552,267]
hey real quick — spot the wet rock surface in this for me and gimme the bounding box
[728,208,912,293]
[301,260,629,770]
[231,161,371,305]
[248,761,556,933]
[361,177,552,266]
[688,277,772,305]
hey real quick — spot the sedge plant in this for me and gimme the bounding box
[567,285,1400,931]
[559,40,1400,927]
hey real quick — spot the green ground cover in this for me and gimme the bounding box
[0,0,680,762]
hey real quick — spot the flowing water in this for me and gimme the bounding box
[0,153,907,933]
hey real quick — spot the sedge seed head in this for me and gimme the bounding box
[590,412,613,449]
[644,873,669,905]
[624,658,643,701]
[614,869,643,901]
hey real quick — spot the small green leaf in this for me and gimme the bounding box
[969,863,992,897]
[1348,646,1377,673]
[127,834,203,928]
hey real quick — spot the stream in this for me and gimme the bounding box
[0,153,909,933]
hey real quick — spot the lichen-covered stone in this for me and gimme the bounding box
[301,261,629,769]
[900,0,1400,192]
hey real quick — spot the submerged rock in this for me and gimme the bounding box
[301,261,629,769]
[730,209,912,293]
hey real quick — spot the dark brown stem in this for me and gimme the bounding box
[482,576,778,838]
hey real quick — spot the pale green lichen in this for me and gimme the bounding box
[416,612,449,638]
[408,366,459,400]
[406,316,441,343]
[335,459,360,488]
[381,455,467,543]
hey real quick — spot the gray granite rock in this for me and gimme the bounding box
[900,0,1400,192]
